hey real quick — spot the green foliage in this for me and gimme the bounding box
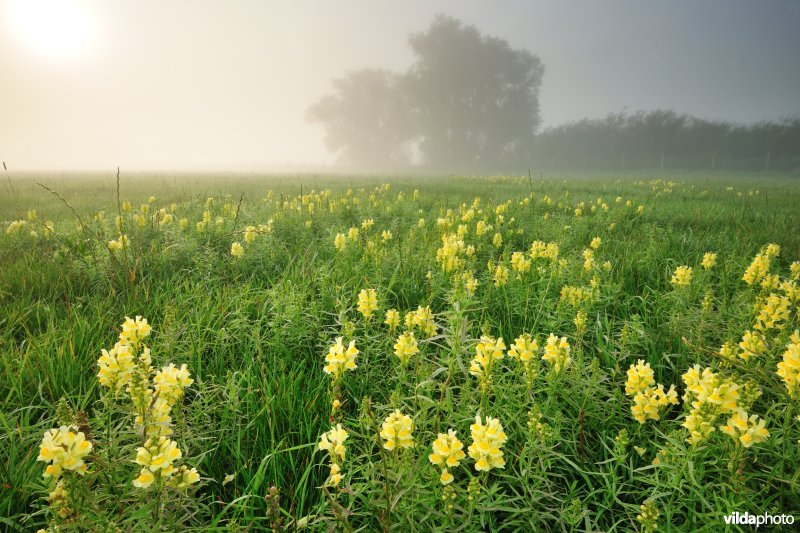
[1,172,799,531]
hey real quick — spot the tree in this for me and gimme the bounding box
[306,69,416,167]
[404,15,544,170]
[307,15,545,171]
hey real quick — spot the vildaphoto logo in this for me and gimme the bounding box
[723,512,795,528]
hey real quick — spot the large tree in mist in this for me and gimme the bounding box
[306,69,416,167]
[307,15,545,170]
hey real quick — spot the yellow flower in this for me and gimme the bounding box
[720,409,769,448]
[244,225,257,244]
[384,308,400,331]
[625,360,655,396]
[119,315,152,347]
[510,251,531,274]
[380,410,415,451]
[167,465,201,489]
[742,250,771,285]
[37,426,93,480]
[153,363,194,405]
[327,463,343,486]
[323,337,358,379]
[357,288,378,319]
[701,252,717,269]
[777,335,800,397]
[754,293,790,332]
[468,414,507,472]
[319,424,348,463]
[469,335,505,378]
[394,331,419,366]
[436,233,466,272]
[542,334,571,373]
[493,264,509,287]
[590,236,602,250]
[108,234,129,252]
[409,306,437,337]
[98,341,136,391]
[508,333,538,362]
[135,436,182,479]
[334,232,346,251]
[429,429,465,484]
[347,227,359,241]
[738,330,766,359]
[132,468,155,489]
[381,230,392,242]
[492,232,503,248]
[631,384,678,424]
[670,265,692,288]
[230,241,244,259]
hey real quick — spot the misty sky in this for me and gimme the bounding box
[1,0,799,171]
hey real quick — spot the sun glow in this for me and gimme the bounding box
[6,0,97,62]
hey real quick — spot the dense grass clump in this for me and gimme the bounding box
[1,172,799,531]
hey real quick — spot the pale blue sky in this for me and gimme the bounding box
[1,0,798,170]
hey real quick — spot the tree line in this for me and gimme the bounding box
[308,15,800,173]
[533,111,800,172]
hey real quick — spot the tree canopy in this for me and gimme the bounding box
[307,15,545,171]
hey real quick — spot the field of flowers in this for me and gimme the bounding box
[1,172,799,531]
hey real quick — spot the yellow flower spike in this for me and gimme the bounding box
[701,252,717,269]
[334,232,346,251]
[380,410,415,451]
[318,424,349,462]
[230,242,244,259]
[625,360,655,396]
[777,335,800,397]
[154,363,194,406]
[542,334,571,373]
[670,265,693,288]
[356,288,378,319]
[429,429,465,484]
[97,341,136,391]
[37,426,93,481]
[119,316,152,346]
[384,309,400,330]
[323,337,358,379]
[508,333,538,363]
[468,414,507,472]
[469,335,506,378]
[394,331,419,366]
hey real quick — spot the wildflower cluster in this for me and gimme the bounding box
[681,365,768,447]
[624,360,679,424]
[542,333,571,374]
[467,414,507,472]
[318,424,349,486]
[428,430,466,485]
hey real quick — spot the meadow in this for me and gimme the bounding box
[1,171,799,531]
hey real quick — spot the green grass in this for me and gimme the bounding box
[1,171,799,531]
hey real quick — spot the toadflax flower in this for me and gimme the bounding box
[468,414,507,472]
[542,334,571,373]
[429,429,465,485]
[357,288,378,319]
[323,337,358,379]
[38,426,93,480]
[394,331,419,366]
[154,363,194,406]
[380,410,415,451]
[133,436,183,488]
[97,341,136,392]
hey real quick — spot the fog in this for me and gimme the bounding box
[1,0,798,172]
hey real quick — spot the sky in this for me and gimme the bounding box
[1,0,799,171]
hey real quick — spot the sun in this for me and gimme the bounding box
[6,0,97,62]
